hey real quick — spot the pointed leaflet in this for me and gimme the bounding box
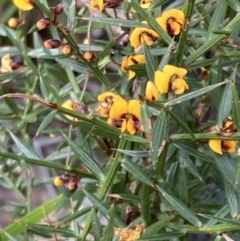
[217,81,232,129]
[121,159,153,187]
[143,42,156,81]
[83,189,124,226]
[157,185,202,226]
[63,133,105,180]
[151,111,169,163]
[8,130,39,159]
[231,83,240,131]
[100,205,115,241]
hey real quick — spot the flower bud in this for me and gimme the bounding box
[54,3,64,16]
[62,43,73,55]
[44,39,62,49]
[53,176,64,186]
[84,51,96,61]
[36,17,52,30]
[10,61,22,70]
[72,102,89,115]
[8,18,21,28]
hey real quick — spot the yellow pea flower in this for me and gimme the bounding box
[130,22,159,48]
[145,81,160,101]
[156,9,185,35]
[12,0,33,11]
[108,99,142,135]
[208,140,237,155]
[154,65,189,94]
[121,54,145,80]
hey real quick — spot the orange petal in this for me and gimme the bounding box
[128,100,141,120]
[109,99,128,119]
[222,140,237,153]
[127,118,137,135]
[12,0,33,11]
[169,22,181,35]
[145,81,160,100]
[209,139,222,155]
[163,65,187,78]
[154,70,170,94]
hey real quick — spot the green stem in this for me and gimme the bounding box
[174,0,195,66]
[80,139,126,240]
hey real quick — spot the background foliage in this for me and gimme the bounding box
[1,0,240,240]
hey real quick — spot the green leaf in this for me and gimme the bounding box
[225,182,239,218]
[36,110,56,136]
[83,189,124,226]
[157,185,202,227]
[231,83,240,131]
[138,232,184,240]
[140,183,150,225]
[151,111,169,163]
[206,0,227,39]
[164,81,228,107]
[8,130,39,159]
[2,195,62,241]
[143,43,156,81]
[121,159,154,187]
[62,133,105,180]
[81,17,148,28]
[142,215,175,237]
[101,205,115,241]
[217,81,232,129]
[213,154,235,187]
[92,210,103,241]
[225,0,240,11]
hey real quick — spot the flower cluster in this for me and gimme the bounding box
[208,117,238,155]
[97,92,143,135]
[144,65,189,100]
[130,9,185,48]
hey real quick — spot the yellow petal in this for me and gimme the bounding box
[154,70,170,94]
[1,54,13,71]
[97,103,111,117]
[145,81,159,100]
[130,54,145,64]
[163,65,187,78]
[12,0,33,11]
[130,27,159,48]
[90,0,105,11]
[121,119,127,133]
[109,99,128,119]
[209,140,222,155]
[121,58,129,73]
[128,100,141,120]
[97,92,117,102]
[222,140,237,153]
[61,99,76,121]
[128,70,136,80]
[161,9,185,25]
[171,78,189,94]
[127,118,136,135]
